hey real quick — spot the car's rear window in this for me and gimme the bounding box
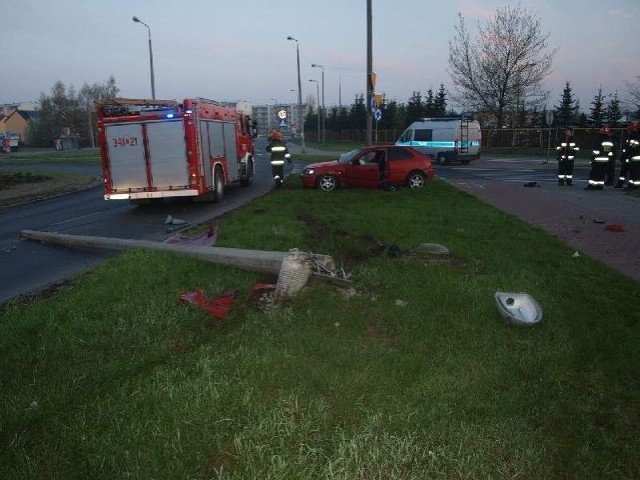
[387,147,414,160]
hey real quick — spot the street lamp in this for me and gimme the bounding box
[289,89,296,138]
[269,98,278,132]
[132,16,155,100]
[311,64,325,144]
[309,79,320,142]
[287,36,305,152]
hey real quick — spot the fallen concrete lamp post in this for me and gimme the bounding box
[20,230,341,299]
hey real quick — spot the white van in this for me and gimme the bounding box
[395,117,481,165]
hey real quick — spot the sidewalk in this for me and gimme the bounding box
[449,170,640,283]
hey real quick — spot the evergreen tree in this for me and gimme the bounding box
[554,81,578,127]
[433,84,448,117]
[406,91,423,124]
[424,88,435,117]
[606,91,622,127]
[348,95,367,130]
[588,87,606,127]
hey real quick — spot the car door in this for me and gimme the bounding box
[345,150,384,188]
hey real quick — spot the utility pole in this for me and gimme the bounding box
[366,0,373,146]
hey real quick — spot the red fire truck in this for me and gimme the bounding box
[97,97,257,203]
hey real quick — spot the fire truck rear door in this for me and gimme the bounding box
[146,120,189,189]
[105,123,147,191]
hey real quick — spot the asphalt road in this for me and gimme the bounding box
[0,139,288,304]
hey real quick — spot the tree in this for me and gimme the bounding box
[588,87,606,128]
[406,91,423,124]
[554,81,579,127]
[78,76,119,147]
[423,88,435,117]
[625,75,640,119]
[29,77,119,148]
[448,6,555,127]
[348,95,367,131]
[433,84,448,117]
[606,91,622,127]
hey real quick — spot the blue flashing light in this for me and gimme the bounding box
[166,113,174,119]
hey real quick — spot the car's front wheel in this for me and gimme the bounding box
[317,174,338,191]
[406,171,426,189]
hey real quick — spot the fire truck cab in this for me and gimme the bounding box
[97,97,257,203]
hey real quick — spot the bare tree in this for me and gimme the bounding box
[448,6,556,127]
[625,75,640,119]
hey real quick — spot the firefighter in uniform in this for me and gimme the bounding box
[555,129,579,186]
[622,121,640,190]
[586,126,616,190]
[266,130,289,187]
[615,122,638,188]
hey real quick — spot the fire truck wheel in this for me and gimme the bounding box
[213,166,225,202]
[241,157,254,187]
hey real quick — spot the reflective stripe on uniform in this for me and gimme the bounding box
[271,160,285,165]
[270,146,286,152]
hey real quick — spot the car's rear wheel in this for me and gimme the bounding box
[317,174,338,191]
[406,171,426,189]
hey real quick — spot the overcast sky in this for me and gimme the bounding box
[1,0,639,112]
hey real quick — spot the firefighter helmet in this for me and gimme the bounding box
[269,130,283,141]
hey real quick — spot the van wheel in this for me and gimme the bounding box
[437,154,447,166]
[213,166,225,202]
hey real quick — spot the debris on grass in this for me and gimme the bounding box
[494,291,543,327]
[164,220,218,246]
[179,289,235,318]
[416,243,450,255]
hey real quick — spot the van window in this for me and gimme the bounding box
[399,129,412,142]
[414,129,432,142]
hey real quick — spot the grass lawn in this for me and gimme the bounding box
[1,176,639,479]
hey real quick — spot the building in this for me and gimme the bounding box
[252,102,308,137]
[1,109,41,146]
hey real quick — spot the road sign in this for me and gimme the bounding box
[277,109,287,119]
[374,109,382,122]
[279,120,287,128]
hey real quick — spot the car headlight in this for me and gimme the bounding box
[303,168,315,175]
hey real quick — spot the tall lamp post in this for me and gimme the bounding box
[132,16,155,100]
[289,89,296,138]
[311,63,325,144]
[287,36,305,152]
[309,79,320,142]
[269,98,278,133]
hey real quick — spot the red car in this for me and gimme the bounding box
[300,145,434,191]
